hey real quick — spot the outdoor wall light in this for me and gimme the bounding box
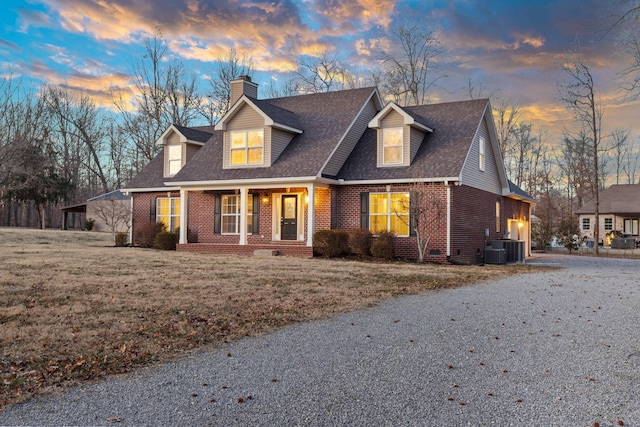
[262,193,269,204]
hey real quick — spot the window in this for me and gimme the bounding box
[479,137,486,171]
[582,218,590,231]
[604,218,613,231]
[167,145,182,176]
[230,130,263,165]
[157,198,180,231]
[382,128,403,165]
[369,192,410,236]
[495,201,501,233]
[624,219,639,236]
[221,195,253,234]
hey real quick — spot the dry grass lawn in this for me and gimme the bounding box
[0,227,537,410]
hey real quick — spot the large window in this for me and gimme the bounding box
[382,128,403,165]
[221,195,253,234]
[479,137,486,171]
[167,145,182,175]
[157,198,180,231]
[582,218,590,231]
[624,219,639,236]
[369,192,410,236]
[230,130,264,165]
[495,201,501,233]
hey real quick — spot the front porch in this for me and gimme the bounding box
[177,241,313,257]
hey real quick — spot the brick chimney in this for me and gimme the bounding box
[230,75,258,106]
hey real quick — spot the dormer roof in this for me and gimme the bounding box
[368,102,434,133]
[156,124,213,146]
[214,96,303,134]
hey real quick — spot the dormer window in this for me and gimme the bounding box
[230,129,264,165]
[383,128,403,165]
[167,144,182,176]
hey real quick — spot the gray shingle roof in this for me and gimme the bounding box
[337,98,490,181]
[172,124,215,143]
[575,184,640,214]
[169,87,377,183]
[124,149,171,189]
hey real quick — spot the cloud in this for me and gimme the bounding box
[0,38,21,52]
[313,0,396,31]
[16,7,51,32]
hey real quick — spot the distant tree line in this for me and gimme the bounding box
[1,8,639,245]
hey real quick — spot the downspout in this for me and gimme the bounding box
[179,189,187,244]
[306,184,315,247]
[446,183,451,258]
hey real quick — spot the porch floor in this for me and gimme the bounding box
[177,242,313,257]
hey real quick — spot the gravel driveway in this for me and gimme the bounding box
[2,253,640,426]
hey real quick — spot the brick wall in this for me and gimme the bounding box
[131,191,179,245]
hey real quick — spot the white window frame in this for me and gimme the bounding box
[479,136,486,171]
[582,218,590,231]
[369,192,410,237]
[221,194,253,235]
[167,144,182,176]
[229,129,264,166]
[495,201,501,233]
[157,197,180,232]
[604,217,613,231]
[382,127,404,165]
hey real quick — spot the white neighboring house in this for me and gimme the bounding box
[575,184,640,246]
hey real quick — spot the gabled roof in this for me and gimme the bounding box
[157,124,214,146]
[170,87,378,184]
[87,190,130,201]
[575,184,640,214]
[214,96,303,134]
[368,102,434,133]
[507,181,536,203]
[337,99,490,181]
[124,148,175,190]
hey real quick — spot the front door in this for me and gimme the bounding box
[281,195,298,240]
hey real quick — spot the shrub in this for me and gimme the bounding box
[115,232,128,247]
[135,222,166,248]
[84,218,95,231]
[313,229,349,258]
[349,228,372,256]
[371,231,396,260]
[154,230,177,250]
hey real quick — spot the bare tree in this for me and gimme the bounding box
[377,23,444,106]
[293,50,349,94]
[558,40,605,253]
[393,182,445,262]
[612,1,640,97]
[493,98,521,160]
[113,28,201,168]
[90,198,132,242]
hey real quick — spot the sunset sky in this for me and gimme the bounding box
[1,0,638,146]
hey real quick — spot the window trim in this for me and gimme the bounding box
[368,191,410,237]
[166,144,182,176]
[582,217,591,231]
[220,194,254,235]
[495,201,501,233]
[157,197,180,232]
[229,129,264,166]
[382,127,404,165]
[604,217,613,231]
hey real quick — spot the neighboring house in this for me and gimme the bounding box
[61,190,131,233]
[123,77,534,263]
[575,184,640,245]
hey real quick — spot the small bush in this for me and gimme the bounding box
[371,231,396,260]
[135,222,166,248]
[313,229,349,258]
[349,228,372,256]
[154,230,177,250]
[115,232,128,247]
[84,218,95,231]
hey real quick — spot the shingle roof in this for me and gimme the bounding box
[337,98,489,181]
[173,124,215,143]
[575,184,640,214]
[124,149,171,189]
[169,87,377,183]
[508,181,535,202]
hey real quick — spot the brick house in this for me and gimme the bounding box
[123,77,534,263]
[575,184,640,246]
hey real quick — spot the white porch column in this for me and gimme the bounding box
[179,189,188,244]
[306,184,315,247]
[446,184,451,257]
[239,187,248,245]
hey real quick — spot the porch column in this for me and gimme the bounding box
[179,189,188,244]
[306,184,315,247]
[239,187,248,245]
